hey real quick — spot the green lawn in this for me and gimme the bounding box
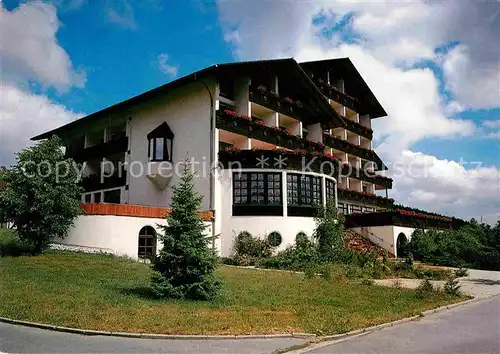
[0,250,466,335]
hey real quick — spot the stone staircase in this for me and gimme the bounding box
[343,229,394,258]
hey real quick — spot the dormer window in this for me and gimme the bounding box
[147,122,174,162]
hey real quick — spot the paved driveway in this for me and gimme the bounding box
[376,268,500,298]
[296,296,500,354]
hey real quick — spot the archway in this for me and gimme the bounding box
[396,232,409,258]
[138,226,157,259]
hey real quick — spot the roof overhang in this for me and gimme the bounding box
[300,58,387,119]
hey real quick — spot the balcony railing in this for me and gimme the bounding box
[341,164,393,189]
[249,86,310,123]
[67,135,128,162]
[337,188,394,209]
[216,110,324,152]
[313,78,362,113]
[80,166,126,192]
[342,116,373,140]
[323,134,386,170]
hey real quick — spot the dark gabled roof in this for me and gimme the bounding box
[300,58,387,118]
[32,58,346,141]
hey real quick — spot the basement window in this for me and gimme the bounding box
[147,122,174,162]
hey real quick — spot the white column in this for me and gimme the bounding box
[234,77,251,116]
[282,171,287,217]
[306,123,323,143]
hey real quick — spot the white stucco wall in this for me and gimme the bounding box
[126,81,216,210]
[55,215,213,260]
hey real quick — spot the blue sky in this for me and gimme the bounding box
[1,0,498,222]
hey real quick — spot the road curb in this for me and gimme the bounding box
[0,295,497,342]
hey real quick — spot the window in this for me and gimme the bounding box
[363,207,375,213]
[325,179,336,203]
[84,194,91,203]
[147,122,174,162]
[233,172,282,205]
[267,231,282,247]
[93,192,102,203]
[337,203,349,214]
[232,172,283,216]
[138,226,156,259]
[287,174,322,206]
[351,205,362,214]
[103,189,121,204]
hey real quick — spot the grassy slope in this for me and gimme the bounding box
[0,250,464,335]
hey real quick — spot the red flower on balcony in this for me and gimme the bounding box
[254,120,265,126]
[284,97,293,104]
[241,115,251,121]
[257,85,267,92]
[269,90,279,99]
[223,109,238,117]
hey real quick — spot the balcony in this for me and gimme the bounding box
[80,166,126,192]
[216,109,324,152]
[342,117,373,140]
[337,188,394,209]
[313,78,362,114]
[341,164,393,189]
[323,134,386,170]
[218,149,339,177]
[67,136,128,162]
[249,86,312,124]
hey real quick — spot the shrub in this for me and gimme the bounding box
[232,231,273,265]
[0,229,34,257]
[454,267,469,277]
[314,201,345,262]
[415,279,435,299]
[361,277,374,285]
[444,277,461,297]
[259,233,317,271]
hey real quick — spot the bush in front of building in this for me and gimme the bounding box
[231,231,273,266]
[151,163,221,301]
[314,201,345,262]
[0,136,83,255]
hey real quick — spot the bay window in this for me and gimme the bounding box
[147,122,174,162]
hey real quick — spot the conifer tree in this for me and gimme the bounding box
[151,162,221,300]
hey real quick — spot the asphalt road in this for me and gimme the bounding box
[0,323,306,354]
[302,296,500,354]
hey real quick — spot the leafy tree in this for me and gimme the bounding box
[0,136,83,254]
[151,163,221,300]
[313,200,345,262]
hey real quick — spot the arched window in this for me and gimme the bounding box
[396,232,409,258]
[138,226,157,259]
[147,122,174,162]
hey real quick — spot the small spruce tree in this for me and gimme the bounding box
[313,199,345,262]
[151,162,221,300]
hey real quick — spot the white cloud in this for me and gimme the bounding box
[0,1,86,91]
[0,2,85,166]
[389,150,500,223]
[217,0,500,221]
[0,83,83,166]
[157,53,179,78]
[106,0,136,29]
[483,120,500,129]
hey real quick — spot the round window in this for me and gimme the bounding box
[267,231,282,247]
